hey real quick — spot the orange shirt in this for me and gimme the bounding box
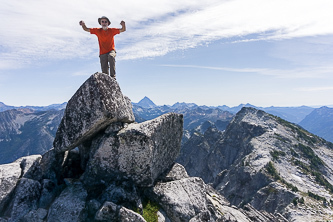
[90,28,120,55]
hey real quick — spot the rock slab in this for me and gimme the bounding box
[81,113,183,187]
[53,72,135,152]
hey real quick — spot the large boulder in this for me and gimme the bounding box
[0,155,41,213]
[53,72,135,152]
[161,163,189,182]
[0,160,23,211]
[94,202,146,222]
[149,177,209,222]
[81,113,183,187]
[116,112,183,186]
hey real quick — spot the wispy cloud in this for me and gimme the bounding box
[1,0,333,68]
[120,0,333,59]
[295,86,333,92]
[161,64,333,79]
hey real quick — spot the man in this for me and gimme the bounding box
[79,16,126,79]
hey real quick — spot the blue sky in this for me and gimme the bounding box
[0,0,333,107]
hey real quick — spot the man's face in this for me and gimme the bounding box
[101,19,109,29]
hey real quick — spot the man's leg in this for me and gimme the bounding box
[108,50,116,78]
[99,53,109,75]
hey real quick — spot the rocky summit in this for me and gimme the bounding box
[0,73,288,222]
[53,72,135,153]
[178,107,333,221]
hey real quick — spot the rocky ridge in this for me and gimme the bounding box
[1,98,330,165]
[0,73,287,222]
[178,107,333,221]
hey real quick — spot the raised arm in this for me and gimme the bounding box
[79,20,90,32]
[119,21,126,33]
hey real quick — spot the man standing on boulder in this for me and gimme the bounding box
[79,16,126,79]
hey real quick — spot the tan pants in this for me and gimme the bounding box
[99,50,116,77]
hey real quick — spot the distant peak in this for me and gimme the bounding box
[137,96,156,108]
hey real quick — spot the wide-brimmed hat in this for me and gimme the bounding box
[98,16,111,26]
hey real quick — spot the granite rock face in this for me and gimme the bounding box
[81,113,183,187]
[53,72,135,152]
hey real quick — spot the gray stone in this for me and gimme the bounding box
[161,163,189,182]
[39,148,64,183]
[105,122,126,135]
[95,202,146,222]
[86,199,102,219]
[47,182,87,222]
[5,178,41,221]
[94,201,118,221]
[53,72,135,152]
[0,155,41,214]
[150,177,208,222]
[81,113,183,187]
[38,179,58,209]
[100,181,142,210]
[21,208,47,222]
[79,122,126,171]
[79,133,120,187]
[189,210,213,222]
[0,159,23,212]
[36,208,48,220]
[19,155,42,180]
[119,207,146,222]
[157,209,171,222]
[116,113,183,186]
[22,210,42,222]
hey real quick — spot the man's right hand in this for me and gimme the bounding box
[79,21,90,32]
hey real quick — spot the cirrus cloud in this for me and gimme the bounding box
[0,0,332,68]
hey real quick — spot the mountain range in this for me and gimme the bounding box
[0,98,332,165]
[0,102,66,112]
[1,73,333,221]
[299,106,333,143]
[0,108,64,164]
[1,73,294,221]
[132,97,317,124]
[0,98,324,124]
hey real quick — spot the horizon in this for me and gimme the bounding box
[1,98,332,109]
[1,1,332,107]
